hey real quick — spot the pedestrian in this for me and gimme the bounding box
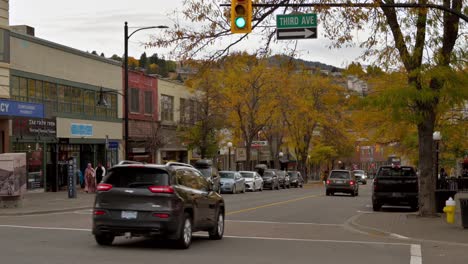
[439,167,448,189]
[95,162,106,184]
[77,169,84,189]
[84,163,96,193]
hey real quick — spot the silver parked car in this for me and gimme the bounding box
[239,171,263,192]
[219,171,246,194]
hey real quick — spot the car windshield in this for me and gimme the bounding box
[263,171,275,177]
[104,167,169,188]
[240,172,254,178]
[329,171,350,179]
[220,172,235,179]
[197,168,211,178]
[378,167,416,177]
[288,172,298,178]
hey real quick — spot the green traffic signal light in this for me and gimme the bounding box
[235,17,246,29]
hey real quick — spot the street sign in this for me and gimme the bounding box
[251,141,268,148]
[276,13,317,40]
[277,14,317,29]
[277,28,317,40]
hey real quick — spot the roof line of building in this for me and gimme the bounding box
[10,30,123,67]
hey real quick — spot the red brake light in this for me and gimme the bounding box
[350,181,355,185]
[326,180,330,185]
[152,213,170,218]
[97,183,113,191]
[148,186,174,193]
[94,210,106,216]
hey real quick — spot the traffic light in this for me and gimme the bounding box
[231,0,252,34]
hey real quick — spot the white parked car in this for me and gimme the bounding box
[239,171,263,192]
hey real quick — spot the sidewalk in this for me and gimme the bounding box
[353,210,468,245]
[0,190,95,216]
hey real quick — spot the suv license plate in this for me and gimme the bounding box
[392,193,403,197]
[121,211,137,219]
[336,180,344,184]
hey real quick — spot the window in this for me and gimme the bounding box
[176,169,199,189]
[130,88,139,113]
[144,91,153,114]
[0,29,10,63]
[19,77,28,99]
[104,167,169,187]
[84,90,95,116]
[180,98,190,123]
[10,76,19,97]
[161,94,174,121]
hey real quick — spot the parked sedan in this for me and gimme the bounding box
[220,171,246,194]
[288,171,304,188]
[262,169,280,190]
[239,171,263,192]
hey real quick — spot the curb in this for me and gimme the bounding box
[0,206,92,217]
[346,212,468,247]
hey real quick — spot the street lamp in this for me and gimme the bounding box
[124,22,168,160]
[433,131,442,186]
[227,142,233,170]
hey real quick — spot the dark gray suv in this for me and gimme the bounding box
[92,163,225,249]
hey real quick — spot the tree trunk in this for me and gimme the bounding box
[417,106,436,216]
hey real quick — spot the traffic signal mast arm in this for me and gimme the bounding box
[222,2,467,22]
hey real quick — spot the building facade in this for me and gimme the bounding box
[157,79,194,164]
[127,70,158,162]
[8,25,123,191]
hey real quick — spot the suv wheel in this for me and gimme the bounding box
[174,213,192,249]
[94,233,114,246]
[209,210,224,240]
[372,202,381,211]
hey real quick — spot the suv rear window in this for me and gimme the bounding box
[104,167,169,188]
[378,167,416,177]
[329,171,350,179]
[198,168,211,178]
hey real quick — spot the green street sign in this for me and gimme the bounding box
[276,13,317,29]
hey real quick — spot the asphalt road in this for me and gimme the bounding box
[0,184,466,264]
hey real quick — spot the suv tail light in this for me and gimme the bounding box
[350,181,355,186]
[148,186,174,194]
[97,183,113,192]
[153,213,170,218]
[326,180,330,185]
[94,210,106,216]
[373,178,377,191]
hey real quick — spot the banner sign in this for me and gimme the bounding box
[0,99,44,118]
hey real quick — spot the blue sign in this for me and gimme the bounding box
[108,141,119,149]
[70,123,93,136]
[0,99,44,118]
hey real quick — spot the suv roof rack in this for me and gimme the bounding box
[117,160,143,165]
[166,162,194,168]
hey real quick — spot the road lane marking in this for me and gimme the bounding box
[390,233,410,240]
[0,224,413,247]
[226,194,321,215]
[0,224,89,232]
[410,244,422,264]
[226,220,342,226]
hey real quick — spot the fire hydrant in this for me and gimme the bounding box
[443,197,456,224]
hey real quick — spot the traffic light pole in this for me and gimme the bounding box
[221,2,467,22]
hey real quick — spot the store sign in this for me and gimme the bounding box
[108,141,119,149]
[0,99,44,118]
[70,123,93,137]
[12,118,56,136]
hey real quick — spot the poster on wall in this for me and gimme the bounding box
[0,153,27,197]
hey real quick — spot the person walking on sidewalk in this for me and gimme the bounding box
[95,162,106,185]
[84,163,96,193]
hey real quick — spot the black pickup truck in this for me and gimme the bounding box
[372,165,419,211]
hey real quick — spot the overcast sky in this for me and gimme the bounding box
[10,0,365,68]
